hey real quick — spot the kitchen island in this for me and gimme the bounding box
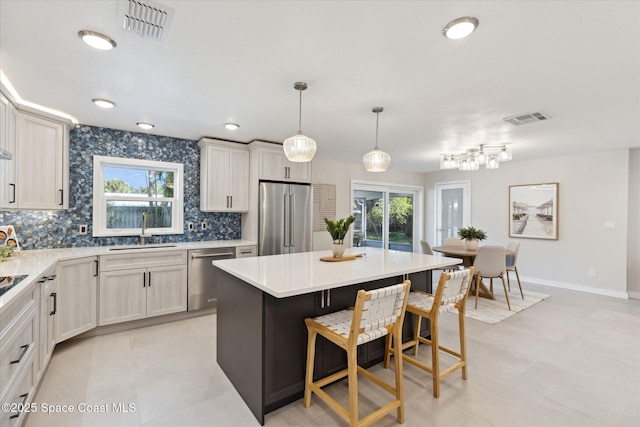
[212,248,461,424]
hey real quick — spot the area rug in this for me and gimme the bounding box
[463,287,550,325]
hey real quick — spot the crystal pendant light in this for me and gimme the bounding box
[362,107,390,172]
[283,82,316,162]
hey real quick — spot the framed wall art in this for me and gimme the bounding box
[509,183,558,240]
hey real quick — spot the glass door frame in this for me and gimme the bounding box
[350,180,423,252]
[434,180,471,246]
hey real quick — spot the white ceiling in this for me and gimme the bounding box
[1,1,639,173]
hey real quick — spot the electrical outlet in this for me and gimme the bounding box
[201,222,207,230]
[78,224,88,235]
[588,268,597,278]
[187,222,194,231]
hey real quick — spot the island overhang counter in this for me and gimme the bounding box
[212,248,461,424]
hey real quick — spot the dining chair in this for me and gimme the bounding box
[420,240,434,255]
[505,241,524,300]
[304,280,411,427]
[472,246,510,310]
[384,268,474,398]
[444,237,465,247]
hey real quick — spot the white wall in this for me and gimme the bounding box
[311,158,424,251]
[424,149,630,298]
[628,148,640,298]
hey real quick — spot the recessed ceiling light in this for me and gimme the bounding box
[92,98,116,109]
[78,30,117,50]
[442,17,479,40]
[224,122,240,130]
[136,122,155,130]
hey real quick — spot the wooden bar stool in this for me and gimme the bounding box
[304,280,411,427]
[384,268,473,398]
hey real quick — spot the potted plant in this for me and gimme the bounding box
[324,215,356,258]
[457,226,487,250]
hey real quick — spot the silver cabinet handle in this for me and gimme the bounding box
[327,289,331,307]
[320,290,325,309]
[283,193,290,247]
[191,252,235,259]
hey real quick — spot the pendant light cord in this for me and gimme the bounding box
[298,89,303,134]
[374,111,380,150]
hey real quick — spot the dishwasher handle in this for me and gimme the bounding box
[191,252,235,259]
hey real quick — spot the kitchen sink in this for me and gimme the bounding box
[109,244,177,251]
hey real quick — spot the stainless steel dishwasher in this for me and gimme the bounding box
[187,248,235,310]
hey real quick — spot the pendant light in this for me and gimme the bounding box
[362,107,390,172]
[283,82,316,162]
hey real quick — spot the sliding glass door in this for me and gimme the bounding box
[351,182,421,253]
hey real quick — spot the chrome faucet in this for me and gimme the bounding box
[140,212,152,245]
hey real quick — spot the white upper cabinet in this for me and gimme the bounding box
[16,113,68,210]
[199,138,249,212]
[0,93,17,208]
[251,141,311,183]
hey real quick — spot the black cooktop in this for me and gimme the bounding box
[0,275,29,297]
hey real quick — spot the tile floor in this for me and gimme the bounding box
[25,283,640,427]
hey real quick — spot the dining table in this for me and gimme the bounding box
[432,245,514,300]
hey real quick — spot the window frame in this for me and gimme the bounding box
[92,155,184,237]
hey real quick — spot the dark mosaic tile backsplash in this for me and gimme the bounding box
[0,125,241,249]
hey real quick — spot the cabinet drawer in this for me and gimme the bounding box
[0,353,35,427]
[100,250,187,271]
[0,286,36,342]
[236,245,257,258]
[0,302,36,400]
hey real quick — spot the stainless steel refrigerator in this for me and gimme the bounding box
[259,181,312,255]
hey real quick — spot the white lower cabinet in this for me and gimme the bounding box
[0,285,37,427]
[56,256,98,342]
[37,268,57,380]
[99,251,187,326]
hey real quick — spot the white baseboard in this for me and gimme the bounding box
[628,291,640,300]
[520,276,629,299]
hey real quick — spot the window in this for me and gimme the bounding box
[92,156,184,237]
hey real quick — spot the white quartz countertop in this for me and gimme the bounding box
[0,239,256,310]
[212,247,462,298]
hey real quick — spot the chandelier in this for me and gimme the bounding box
[283,82,316,162]
[362,107,391,172]
[440,144,512,171]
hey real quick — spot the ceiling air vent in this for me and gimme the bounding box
[503,112,551,126]
[117,0,173,42]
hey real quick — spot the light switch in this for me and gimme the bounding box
[604,221,616,230]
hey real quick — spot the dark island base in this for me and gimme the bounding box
[216,269,432,425]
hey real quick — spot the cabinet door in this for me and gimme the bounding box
[146,265,187,317]
[287,160,312,183]
[99,268,147,325]
[16,114,66,209]
[0,95,17,208]
[201,144,230,211]
[228,148,249,211]
[263,292,317,408]
[258,148,288,181]
[56,257,98,342]
[38,274,57,378]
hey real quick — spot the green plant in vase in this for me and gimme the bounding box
[457,226,487,250]
[324,215,356,258]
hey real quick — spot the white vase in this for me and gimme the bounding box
[464,239,479,250]
[332,243,346,258]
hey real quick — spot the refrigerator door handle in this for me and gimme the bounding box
[289,193,295,247]
[283,192,290,247]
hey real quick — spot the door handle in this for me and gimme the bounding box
[229,195,232,208]
[148,271,151,287]
[289,193,295,247]
[8,393,28,419]
[94,259,99,277]
[143,272,146,287]
[10,344,29,364]
[9,183,15,203]
[283,193,290,247]
[59,189,64,206]
[190,252,235,259]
